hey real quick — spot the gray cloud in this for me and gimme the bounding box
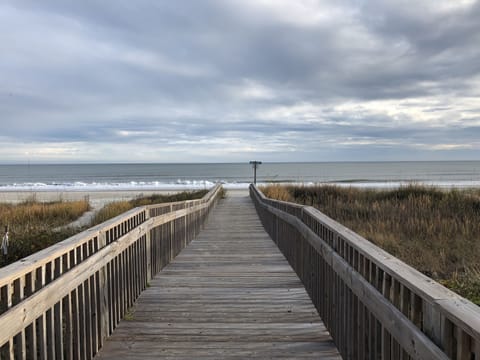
[0,0,479,163]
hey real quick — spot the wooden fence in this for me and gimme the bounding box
[0,184,222,360]
[250,184,480,360]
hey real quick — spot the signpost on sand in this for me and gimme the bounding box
[249,161,262,185]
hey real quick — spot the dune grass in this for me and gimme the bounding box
[260,184,480,305]
[0,189,210,268]
[90,190,209,226]
[0,198,90,267]
[91,190,209,226]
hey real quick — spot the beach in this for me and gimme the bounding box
[0,188,248,207]
[0,189,223,229]
[0,189,181,206]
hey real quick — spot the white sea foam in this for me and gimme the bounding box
[0,179,479,192]
[0,180,231,191]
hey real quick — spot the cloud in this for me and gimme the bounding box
[0,0,479,163]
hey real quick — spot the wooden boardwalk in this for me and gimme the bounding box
[95,191,340,359]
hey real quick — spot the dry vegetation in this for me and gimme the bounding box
[261,184,480,305]
[0,190,209,268]
[91,190,209,225]
[0,197,90,267]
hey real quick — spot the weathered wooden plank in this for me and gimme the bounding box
[96,192,340,359]
[95,342,340,359]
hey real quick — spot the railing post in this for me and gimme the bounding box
[170,205,174,262]
[97,231,109,348]
[145,209,152,283]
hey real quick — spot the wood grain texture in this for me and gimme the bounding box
[95,192,340,359]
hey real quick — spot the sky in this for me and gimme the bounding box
[1,0,480,163]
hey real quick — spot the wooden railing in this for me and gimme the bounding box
[250,184,480,360]
[0,184,222,360]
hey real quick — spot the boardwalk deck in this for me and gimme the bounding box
[95,191,340,359]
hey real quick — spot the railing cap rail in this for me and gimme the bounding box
[0,184,221,286]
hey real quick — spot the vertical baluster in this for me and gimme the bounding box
[391,279,401,358]
[53,258,63,360]
[107,261,113,335]
[60,253,71,360]
[114,256,120,326]
[146,217,152,283]
[44,262,55,359]
[78,282,86,360]
[84,277,92,360]
[121,250,126,317]
[35,266,47,360]
[92,272,100,355]
[142,236,146,293]
[127,245,133,308]
[70,287,80,360]
[96,231,108,348]
[369,310,375,359]
[24,272,37,360]
[382,273,392,359]
[63,295,73,359]
[456,329,471,360]
[2,282,14,360]
[13,277,26,359]
[474,339,480,360]
[358,301,365,359]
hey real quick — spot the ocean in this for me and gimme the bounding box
[0,161,479,191]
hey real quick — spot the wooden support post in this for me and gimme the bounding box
[249,161,262,184]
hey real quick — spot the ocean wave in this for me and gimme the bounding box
[0,180,250,191]
[1,179,480,191]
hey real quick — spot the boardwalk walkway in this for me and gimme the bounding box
[95,191,340,359]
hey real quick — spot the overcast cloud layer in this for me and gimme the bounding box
[1,0,479,163]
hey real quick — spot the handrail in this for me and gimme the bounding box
[0,184,223,359]
[250,184,480,360]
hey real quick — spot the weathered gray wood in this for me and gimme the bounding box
[255,194,451,358]
[96,193,340,359]
[0,185,222,359]
[250,184,480,360]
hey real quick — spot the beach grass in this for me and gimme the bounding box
[90,190,209,226]
[260,184,480,305]
[0,189,209,268]
[0,199,90,267]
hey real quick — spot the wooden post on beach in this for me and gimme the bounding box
[1,225,9,261]
[250,161,262,185]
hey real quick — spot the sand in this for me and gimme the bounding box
[0,190,179,206]
[0,188,248,206]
